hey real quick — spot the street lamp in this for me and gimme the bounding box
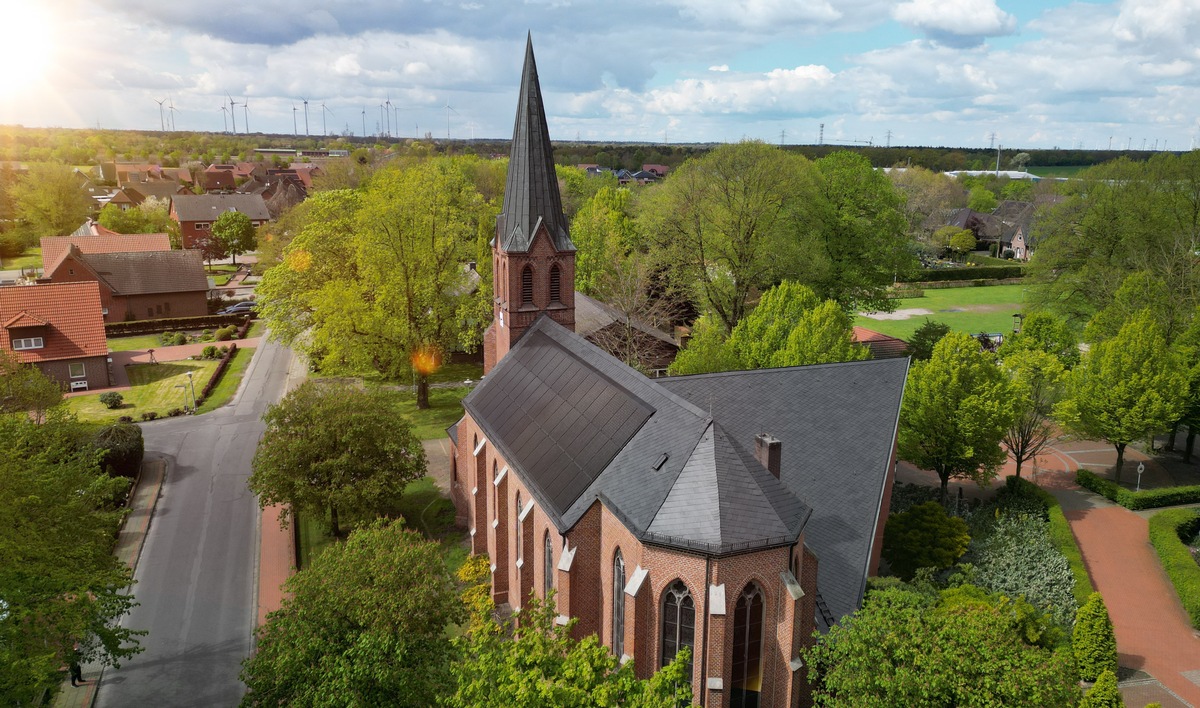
[1012,312,1024,334]
[1136,461,1145,492]
[186,371,197,412]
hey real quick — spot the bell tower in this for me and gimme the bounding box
[484,35,576,373]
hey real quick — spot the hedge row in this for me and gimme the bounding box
[199,343,238,401]
[899,265,1026,283]
[1076,469,1200,510]
[1147,508,1200,629]
[106,314,246,337]
[905,278,1025,290]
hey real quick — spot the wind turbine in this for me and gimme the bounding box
[219,105,229,133]
[384,93,392,137]
[292,104,298,136]
[168,97,177,131]
[242,98,249,134]
[228,95,238,133]
[321,102,333,136]
[301,98,310,136]
[154,98,166,132]
[445,99,459,140]
[361,107,366,138]
[379,103,385,138]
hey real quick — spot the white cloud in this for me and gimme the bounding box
[892,0,1016,46]
[709,65,729,72]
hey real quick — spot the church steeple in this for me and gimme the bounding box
[485,35,576,372]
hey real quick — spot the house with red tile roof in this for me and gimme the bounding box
[41,233,172,273]
[170,193,269,249]
[852,326,909,359]
[0,282,110,390]
[44,247,209,322]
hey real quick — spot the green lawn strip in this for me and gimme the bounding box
[213,275,233,286]
[1045,496,1095,606]
[1,247,42,270]
[856,283,1025,341]
[67,359,220,422]
[106,334,164,352]
[387,386,471,440]
[1147,508,1200,629]
[354,361,484,386]
[195,347,254,414]
[246,321,266,338]
[205,264,238,274]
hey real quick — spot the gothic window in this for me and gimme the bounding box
[521,265,534,306]
[515,492,523,565]
[731,583,765,708]
[543,530,554,598]
[612,549,626,657]
[549,264,561,304]
[660,580,695,678]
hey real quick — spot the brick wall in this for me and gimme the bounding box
[36,355,110,390]
[491,222,576,366]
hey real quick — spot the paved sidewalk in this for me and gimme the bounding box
[104,337,262,388]
[52,457,166,708]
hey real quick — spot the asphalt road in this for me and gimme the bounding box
[96,338,294,708]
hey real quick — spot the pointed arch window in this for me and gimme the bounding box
[543,530,554,598]
[549,264,562,304]
[612,549,626,657]
[660,580,695,679]
[731,583,765,708]
[521,265,534,307]
[515,492,524,565]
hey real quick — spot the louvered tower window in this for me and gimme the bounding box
[549,264,561,303]
[521,266,534,306]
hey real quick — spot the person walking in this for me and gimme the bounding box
[69,645,86,687]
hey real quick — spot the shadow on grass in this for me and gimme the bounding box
[127,361,206,386]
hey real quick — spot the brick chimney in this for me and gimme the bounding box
[754,433,782,478]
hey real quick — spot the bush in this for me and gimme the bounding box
[882,501,971,580]
[92,423,144,478]
[117,415,133,423]
[159,331,176,346]
[1073,593,1118,681]
[900,264,1025,283]
[214,325,235,341]
[1148,508,1200,629]
[888,482,942,516]
[202,345,219,359]
[1079,669,1124,707]
[167,408,184,417]
[1076,469,1200,510]
[140,411,159,421]
[172,332,187,346]
[99,391,124,409]
[968,512,1079,627]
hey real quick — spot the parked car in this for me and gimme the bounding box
[219,301,257,316]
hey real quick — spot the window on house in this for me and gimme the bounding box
[612,550,626,657]
[147,308,154,318]
[11,337,44,350]
[549,264,561,304]
[451,451,458,484]
[543,531,554,598]
[731,583,765,708]
[156,304,163,315]
[515,492,523,565]
[68,362,86,379]
[521,266,534,307]
[164,302,170,314]
[661,580,695,678]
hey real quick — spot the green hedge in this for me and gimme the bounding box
[1147,508,1200,629]
[106,314,247,337]
[1076,469,1200,510]
[899,265,1025,283]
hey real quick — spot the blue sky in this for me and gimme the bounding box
[1,0,1197,151]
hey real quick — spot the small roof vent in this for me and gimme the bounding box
[652,453,669,471]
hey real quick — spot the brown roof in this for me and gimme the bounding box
[171,193,270,222]
[41,233,172,273]
[853,326,910,359]
[0,283,108,363]
[78,250,209,295]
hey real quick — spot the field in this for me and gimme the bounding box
[1027,165,1087,178]
[856,284,1026,341]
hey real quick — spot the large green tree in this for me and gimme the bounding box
[248,381,426,537]
[240,521,461,707]
[1001,349,1066,478]
[0,349,63,421]
[97,197,175,236]
[899,331,1014,502]
[6,163,93,239]
[804,583,1079,707]
[0,412,143,703]
[211,210,257,265]
[1056,309,1188,480]
[571,186,637,296]
[997,311,1080,368]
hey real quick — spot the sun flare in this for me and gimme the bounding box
[0,5,56,95]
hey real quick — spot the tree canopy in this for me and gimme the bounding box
[6,163,93,239]
[248,381,426,537]
[0,349,63,421]
[1001,349,1066,478]
[211,210,257,265]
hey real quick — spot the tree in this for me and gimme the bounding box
[193,229,228,267]
[881,501,970,580]
[948,228,976,261]
[586,255,678,373]
[571,186,637,296]
[1009,152,1032,171]
[6,163,93,239]
[97,197,175,235]
[667,313,740,376]
[1056,310,1188,480]
[248,381,426,537]
[1001,349,1066,478]
[240,520,461,707]
[804,583,1079,707]
[997,311,1080,368]
[904,319,951,361]
[1073,593,1118,682]
[211,210,256,266]
[0,412,143,703]
[968,185,998,212]
[1079,670,1124,708]
[899,331,1014,502]
[0,349,63,421]
[447,591,693,708]
[888,166,966,237]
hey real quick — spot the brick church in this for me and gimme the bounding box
[449,37,908,708]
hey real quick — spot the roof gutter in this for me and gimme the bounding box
[860,356,911,608]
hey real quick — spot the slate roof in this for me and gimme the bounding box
[76,250,209,295]
[464,315,812,556]
[41,233,172,273]
[171,193,270,222]
[0,283,107,363]
[495,36,573,254]
[575,292,677,348]
[657,357,909,622]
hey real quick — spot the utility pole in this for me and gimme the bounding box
[995,144,1001,175]
[780,129,786,146]
[988,132,996,149]
[818,123,824,145]
[885,129,893,148]
[362,108,366,138]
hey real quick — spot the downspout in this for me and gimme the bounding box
[700,554,712,707]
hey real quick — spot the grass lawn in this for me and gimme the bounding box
[196,347,254,414]
[246,320,266,338]
[1027,165,1088,178]
[68,359,220,422]
[856,283,1026,341]
[386,386,472,440]
[205,264,238,274]
[1,246,42,271]
[106,333,163,352]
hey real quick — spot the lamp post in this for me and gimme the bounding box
[1136,461,1145,492]
[186,371,197,412]
[1012,312,1023,334]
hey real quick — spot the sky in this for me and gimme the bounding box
[1,0,1198,151]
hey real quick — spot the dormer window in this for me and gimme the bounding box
[549,265,561,304]
[521,266,534,307]
[12,337,44,350]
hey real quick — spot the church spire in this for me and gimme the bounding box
[497,34,574,254]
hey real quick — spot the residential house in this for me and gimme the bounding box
[451,39,907,708]
[0,282,110,390]
[44,247,209,322]
[641,164,670,177]
[170,193,270,249]
[41,232,172,273]
[202,165,237,192]
[852,326,909,359]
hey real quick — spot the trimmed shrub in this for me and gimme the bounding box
[140,411,159,421]
[92,423,144,478]
[167,408,184,417]
[106,313,245,337]
[899,264,1025,283]
[159,331,177,346]
[1148,508,1200,629]
[99,391,124,409]
[882,501,971,580]
[969,512,1079,627]
[1073,593,1118,681]
[1079,669,1123,707]
[1076,469,1200,510]
[172,332,187,346]
[214,325,235,341]
[202,345,219,359]
[118,415,133,423]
